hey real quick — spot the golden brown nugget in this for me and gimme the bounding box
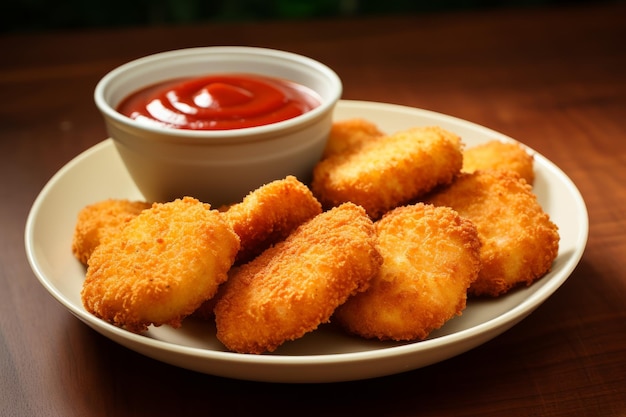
[334,203,481,341]
[71,199,151,265]
[426,171,559,297]
[463,140,535,185]
[214,202,383,354]
[322,118,385,158]
[223,175,322,265]
[81,197,240,333]
[311,126,463,219]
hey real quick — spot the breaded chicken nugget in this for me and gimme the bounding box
[81,197,240,333]
[311,126,463,219]
[426,170,559,297]
[334,203,481,341]
[71,199,151,265]
[214,202,383,354]
[194,176,321,321]
[223,175,322,264]
[322,118,385,158]
[463,140,535,185]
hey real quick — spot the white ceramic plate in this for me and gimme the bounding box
[25,100,588,383]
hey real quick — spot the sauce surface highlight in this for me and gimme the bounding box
[117,74,321,130]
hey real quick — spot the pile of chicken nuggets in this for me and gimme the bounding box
[73,118,559,354]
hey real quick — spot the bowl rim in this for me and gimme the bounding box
[94,46,343,141]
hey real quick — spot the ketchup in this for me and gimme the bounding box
[116,73,321,130]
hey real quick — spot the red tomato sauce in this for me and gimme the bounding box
[116,73,321,130]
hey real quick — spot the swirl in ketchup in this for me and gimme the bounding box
[116,73,321,130]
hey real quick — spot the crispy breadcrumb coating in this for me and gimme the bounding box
[334,203,481,341]
[463,140,535,185]
[214,202,383,354]
[322,118,385,158]
[223,175,322,265]
[71,199,151,265]
[311,126,463,219]
[81,197,240,333]
[426,170,559,297]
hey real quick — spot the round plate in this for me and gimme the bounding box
[25,100,588,383]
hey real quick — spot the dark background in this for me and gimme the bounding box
[2,0,615,34]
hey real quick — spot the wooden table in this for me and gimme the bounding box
[2,3,625,415]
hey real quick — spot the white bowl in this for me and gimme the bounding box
[94,46,342,206]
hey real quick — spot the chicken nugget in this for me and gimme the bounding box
[81,197,240,333]
[223,175,322,265]
[214,202,383,354]
[322,118,385,158]
[334,203,481,341]
[463,140,535,185]
[426,170,559,297]
[71,199,151,265]
[311,126,463,219]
